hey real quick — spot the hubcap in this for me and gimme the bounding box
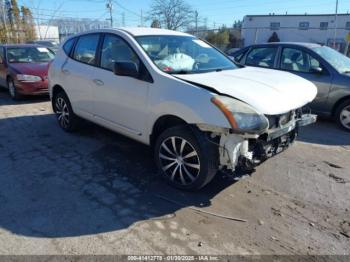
[55,97,70,128]
[340,105,350,129]
[8,82,15,97]
[159,136,200,186]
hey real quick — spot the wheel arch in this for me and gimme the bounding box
[150,115,188,147]
[332,95,350,116]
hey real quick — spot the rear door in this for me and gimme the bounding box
[60,33,101,117]
[278,46,332,112]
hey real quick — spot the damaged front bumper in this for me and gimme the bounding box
[214,113,317,172]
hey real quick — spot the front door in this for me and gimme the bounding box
[92,34,150,138]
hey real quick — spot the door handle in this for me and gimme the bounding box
[62,69,70,75]
[93,79,104,86]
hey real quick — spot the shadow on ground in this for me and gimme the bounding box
[0,88,49,105]
[298,119,350,146]
[0,113,238,238]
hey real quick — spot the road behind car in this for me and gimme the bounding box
[0,90,349,255]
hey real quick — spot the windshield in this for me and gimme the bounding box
[7,47,55,63]
[135,35,237,74]
[312,46,350,73]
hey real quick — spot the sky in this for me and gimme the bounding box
[16,0,350,28]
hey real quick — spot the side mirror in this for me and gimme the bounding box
[310,67,323,74]
[113,62,139,78]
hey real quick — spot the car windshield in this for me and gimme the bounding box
[7,47,55,63]
[135,35,237,74]
[312,46,350,73]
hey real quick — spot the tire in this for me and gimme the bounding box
[53,91,80,132]
[154,125,219,191]
[335,99,350,132]
[7,78,21,100]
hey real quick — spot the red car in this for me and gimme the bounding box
[0,44,55,100]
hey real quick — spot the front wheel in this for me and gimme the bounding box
[335,99,350,132]
[154,125,219,191]
[7,78,21,100]
[53,91,80,132]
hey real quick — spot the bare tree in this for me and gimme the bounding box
[148,0,194,30]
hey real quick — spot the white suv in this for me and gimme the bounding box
[49,28,317,190]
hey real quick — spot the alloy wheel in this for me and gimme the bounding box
[159,136,200,186]
[55,97,70,129]
[340,105,350,130]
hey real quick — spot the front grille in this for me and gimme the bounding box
[266,111,294,129]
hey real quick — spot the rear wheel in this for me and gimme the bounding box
[335,99,350,132]
[53,91,80,132]
[154,125,219,191]
[7,78,21,100]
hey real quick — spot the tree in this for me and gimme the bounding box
[206,27,229,50]
[10,0,20,42]
[150,19,161,28]
[21,6,35,42]
[268,32,280,43]
[148,0,194,30]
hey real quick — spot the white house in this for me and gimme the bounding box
[34,25,60,42]
[241,14,350,51]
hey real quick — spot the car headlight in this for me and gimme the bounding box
[211,95,269,133]
[17,74,42,82]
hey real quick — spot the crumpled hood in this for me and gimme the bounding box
[175,67,318,115]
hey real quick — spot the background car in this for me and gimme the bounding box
[230,43,350,131]
[26,40,60,53]
[0,44,55,100]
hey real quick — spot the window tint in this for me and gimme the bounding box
[281,48,320,73]
[246,47,277,68]
[100,34,140,71]
[73,34,99,65]
[63,38,75,55]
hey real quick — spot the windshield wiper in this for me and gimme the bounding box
[343,71,350,74]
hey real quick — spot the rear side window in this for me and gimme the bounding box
[73,34,100,65]
[63,38,75,55]
[246,47,277,68]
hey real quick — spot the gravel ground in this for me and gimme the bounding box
[0,89,349,255]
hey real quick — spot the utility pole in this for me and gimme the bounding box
[195,10,198,35]
[333,0,339,49]
[106,0,113,27]
[122,12,125,27]
[140,9,143,27]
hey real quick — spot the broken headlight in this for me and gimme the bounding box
[211,95,269,133]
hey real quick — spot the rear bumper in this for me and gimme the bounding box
[15,80,49,95]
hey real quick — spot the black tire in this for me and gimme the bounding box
[53,91,80,132]
[154,125,219,191]
[7,78,21,100]
[335,99,350,132]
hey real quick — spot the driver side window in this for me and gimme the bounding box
[100,34,140,71]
